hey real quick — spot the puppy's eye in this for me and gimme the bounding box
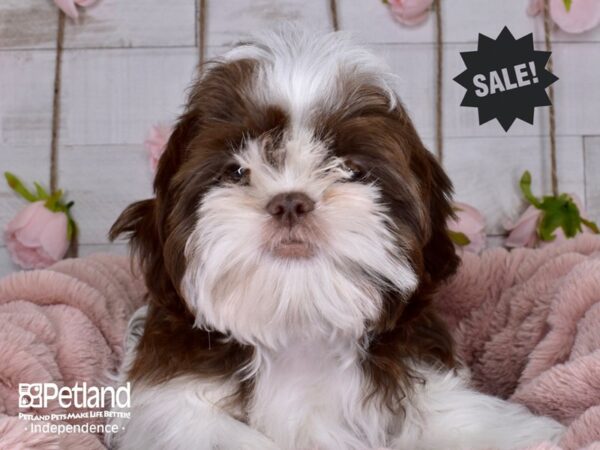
[343,159,365,182]
[223,164,250,184]
[231,165,247,181]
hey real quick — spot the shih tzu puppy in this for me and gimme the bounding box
[108,28,564,450]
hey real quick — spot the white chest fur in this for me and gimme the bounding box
[113,336,564,450]
[247,337,395,450]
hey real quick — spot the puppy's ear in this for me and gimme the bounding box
[419,150,460,284]
[109,198,159,272]
[110,199,154,240]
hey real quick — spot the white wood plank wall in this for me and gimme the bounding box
[0,0,599,275]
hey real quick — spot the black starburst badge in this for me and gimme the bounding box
[453,27,559,131]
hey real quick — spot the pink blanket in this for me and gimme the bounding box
[0,255,145,449]
[0,236,598,449]
[434,235,600,450]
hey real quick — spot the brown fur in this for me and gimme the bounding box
[111,55,459,417]
[110,59,286,398]
[318,88,459,411]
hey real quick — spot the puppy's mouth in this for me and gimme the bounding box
[264,215,322,259]
[271,238,314,259]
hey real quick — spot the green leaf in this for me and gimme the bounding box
[67,219,73,240]
[562,204,581,237]
[563,0,572,12]
[4,172,37,202]
[519,171,542,208]
[448,230,471,246]
[66,215,78,241]
[65,201,77,240]
[537,195,585,241]
[44,189,64,212]
[538,207,562,241]
[34,182,49,200]
[581,217,600,234]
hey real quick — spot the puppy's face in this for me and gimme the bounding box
[114,32,458,347]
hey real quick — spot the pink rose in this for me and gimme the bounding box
[504,205,541,248]
[527,0,600,33]
[4,201,70,269]
[145,124,173,173]
[447,202,487,253]
[527,0,544,16]
[387,0,434,26]
[505,194,594,248]
[550,0,600,34]
[53,0,97,20]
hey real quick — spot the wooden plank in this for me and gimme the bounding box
[205,0,333,48]
[549,43,600,138]
[584,136,600,223]
[337,0,600,44]
[0,0,58,50]
[0,50,55,146]
[63,0,196,49]
[5,0,598,51]
[60,48,197,146]
[0,57,51,275]
[59,144,154,245]
[436,136,585,235]
[372,43,436,139]
[59,44,600,147]
[372,42,600,139]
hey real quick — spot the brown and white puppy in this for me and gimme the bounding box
[107,28,563,450]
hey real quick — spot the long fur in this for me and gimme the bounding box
[108,28,564,450]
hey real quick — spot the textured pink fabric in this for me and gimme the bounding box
[0,236,599,448]
[0,254,145,449]
[435,234,600,449]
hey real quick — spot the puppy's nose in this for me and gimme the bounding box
[266,192,315,226]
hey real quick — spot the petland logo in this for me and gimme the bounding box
[19,382,131,409]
